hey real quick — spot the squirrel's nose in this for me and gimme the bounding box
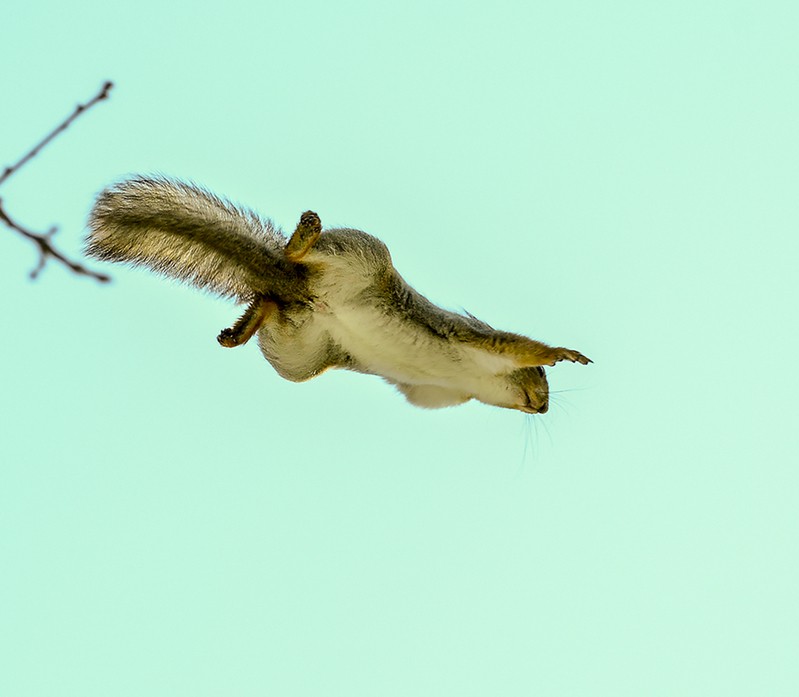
[537,401,549,414]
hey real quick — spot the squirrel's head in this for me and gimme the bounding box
[490,366,549,414]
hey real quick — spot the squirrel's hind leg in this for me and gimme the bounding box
[218,297,276,347]
[285,211,322,262]
[221,208,321,346]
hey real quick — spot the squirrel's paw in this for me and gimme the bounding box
[217,328,240,348]
[285,210,322,262]
[217,297,275,348]
[547,347,592,366]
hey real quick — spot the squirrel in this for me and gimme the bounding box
[86,176,591,413]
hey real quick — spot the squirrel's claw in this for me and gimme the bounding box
[548,348,592,366]
[285,210,322,262]
[217,297,275,348]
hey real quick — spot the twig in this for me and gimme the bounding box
[0,81,113,187]
[0,205,110,281]
[0,81,114,282]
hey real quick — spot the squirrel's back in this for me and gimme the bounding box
[86,176,308,301]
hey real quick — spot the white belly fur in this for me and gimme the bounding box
[304,248,520,406]
[317,306,453,383]
[315,304,511,396]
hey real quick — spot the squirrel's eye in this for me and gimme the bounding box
[536,367,545,377]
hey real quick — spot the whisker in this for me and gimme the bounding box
[549,393,572,416]
[514,415,535,478]
[553,401,570,417]
[539,412,554,449]
[550,392,580,418]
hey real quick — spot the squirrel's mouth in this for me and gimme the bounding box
[517,394,548,414]
[517,405,548,415]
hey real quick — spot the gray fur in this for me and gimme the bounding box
[85,175,591,413]
[87,176,309,302]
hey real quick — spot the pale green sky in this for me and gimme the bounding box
[2,1,798,695]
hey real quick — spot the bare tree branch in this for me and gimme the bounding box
[0,81,114,282]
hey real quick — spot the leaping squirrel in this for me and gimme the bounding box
[86,176,591,413]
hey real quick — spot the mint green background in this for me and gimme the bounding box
[2,1,797,695]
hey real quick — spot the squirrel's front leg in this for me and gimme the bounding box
[499,334,592,367]
[217,296,276,347]
[541,346,592,366]
[523,343,592,366]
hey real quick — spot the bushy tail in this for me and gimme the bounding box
[86,176,295,301]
